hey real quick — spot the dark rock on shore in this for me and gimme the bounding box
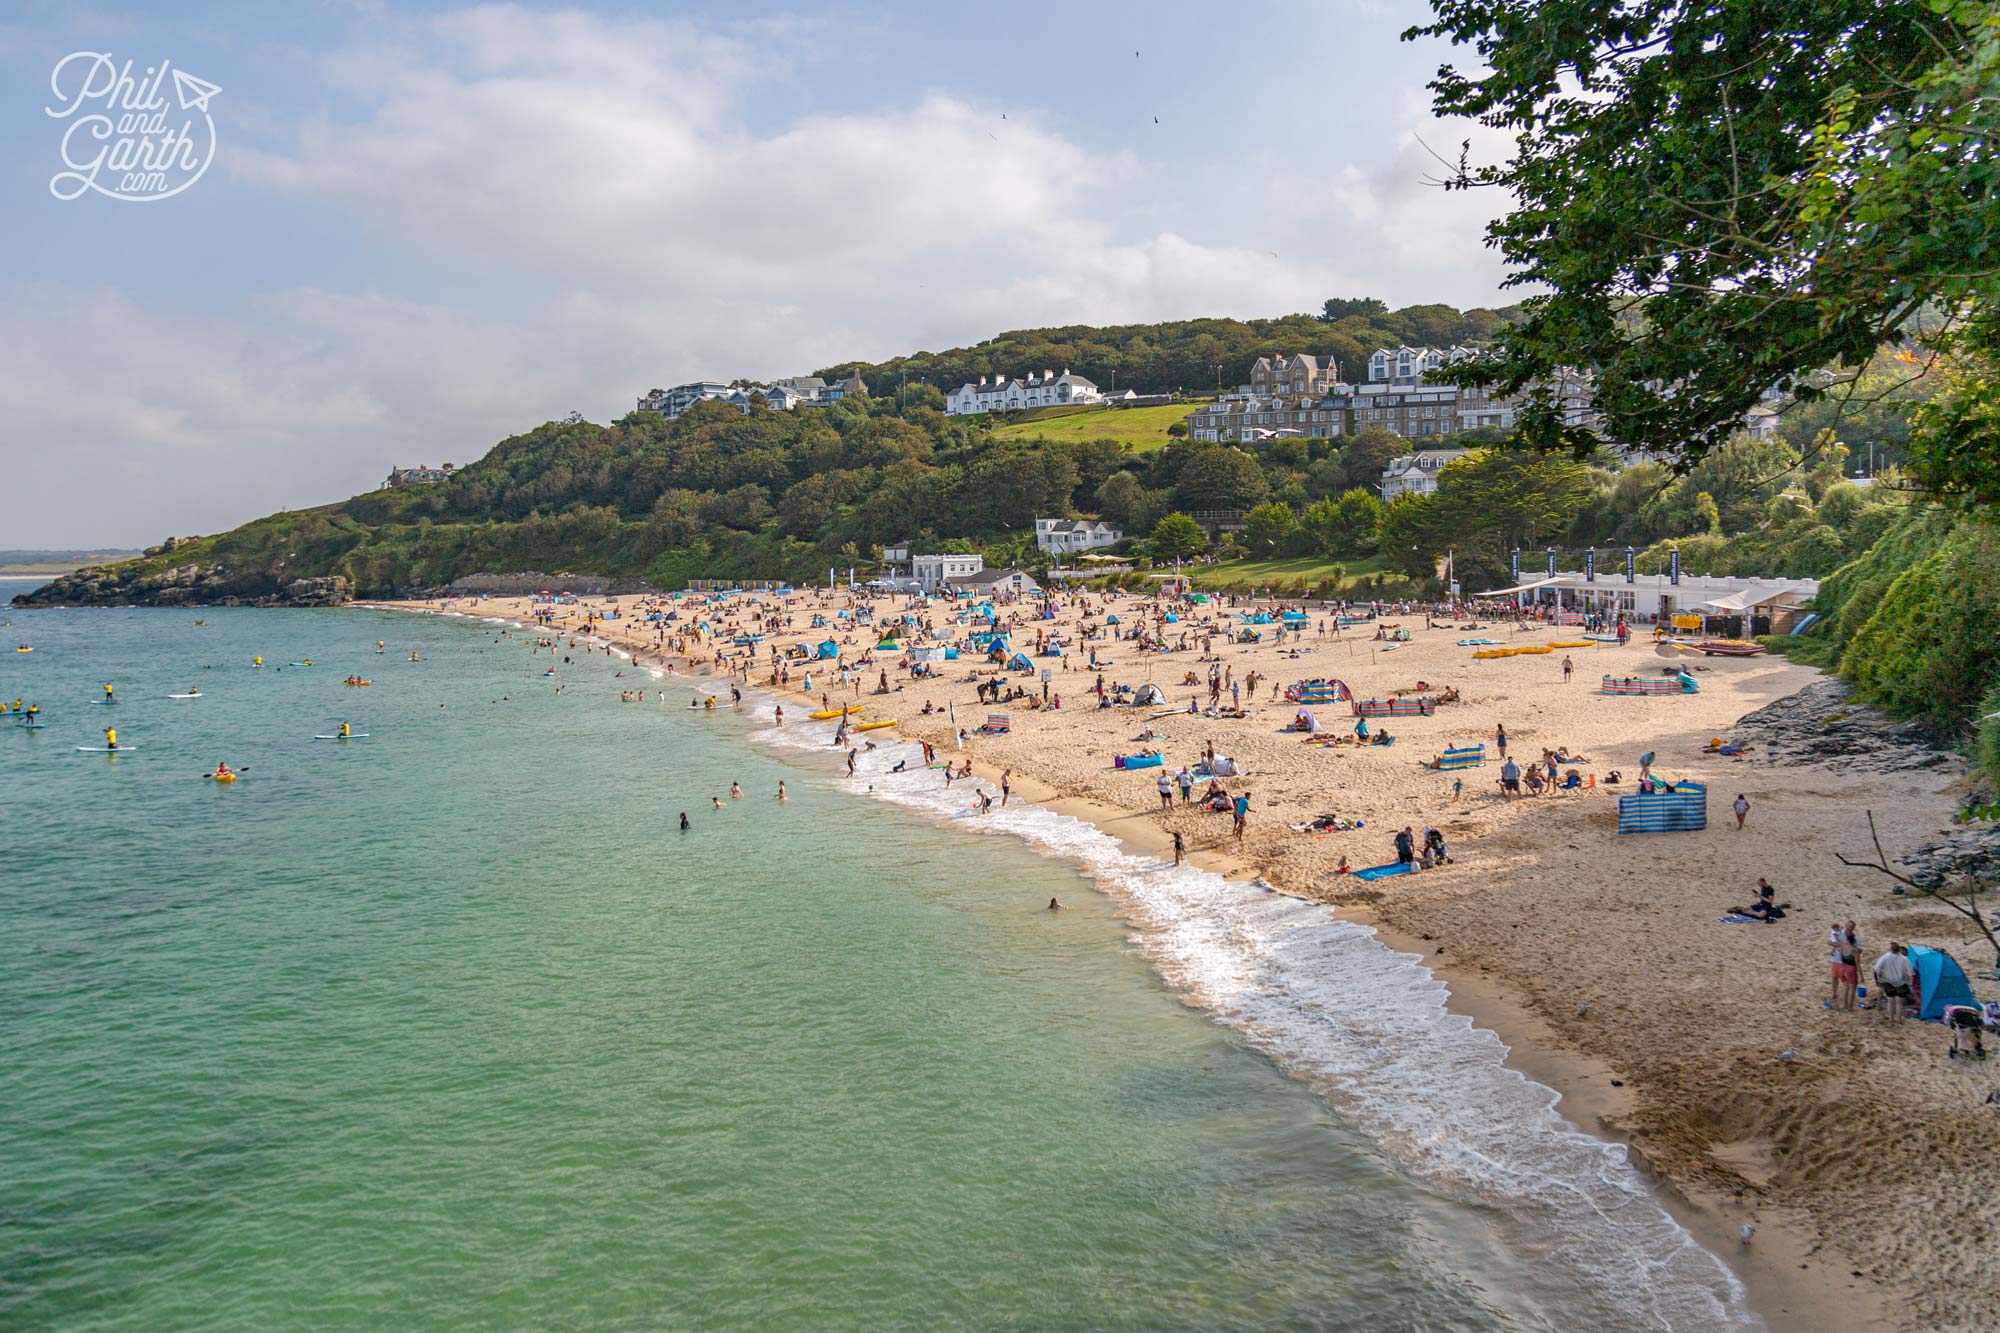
[11,563,352,608]
[1729,679,1959,774]
[1899,826,2000,889]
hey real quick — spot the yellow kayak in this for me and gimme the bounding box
[210,773,237,783]
[853,719,896,732]
[809,704,866,720]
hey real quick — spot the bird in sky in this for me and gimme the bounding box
[1153,115,1159,124]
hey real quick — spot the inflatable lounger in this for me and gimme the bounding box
[1115,753,1165,769]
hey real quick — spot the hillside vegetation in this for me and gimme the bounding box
[987,403,1195,450]
[818,298,1527,399]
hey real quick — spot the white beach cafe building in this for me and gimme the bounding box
[1478,549,1819,635]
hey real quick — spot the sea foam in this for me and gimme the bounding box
[758,719,1757,1330]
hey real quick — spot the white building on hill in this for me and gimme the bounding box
[1034,518,1123,555]
[946,369,1102,416]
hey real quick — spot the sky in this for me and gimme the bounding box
[0,0,1519,548]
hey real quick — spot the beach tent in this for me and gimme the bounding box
[1909,946,1978,1022]
[1134,683,1166,706]
[816,640,840,660]
[1293,709,1321,733]
[1006,652,1035,672]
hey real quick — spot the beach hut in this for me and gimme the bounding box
[1909,946,1979,1022]
[1617,781,1707,833]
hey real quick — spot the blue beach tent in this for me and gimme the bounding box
[1909,946,1978,1021]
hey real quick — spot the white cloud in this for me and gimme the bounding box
[6,3,1524,545]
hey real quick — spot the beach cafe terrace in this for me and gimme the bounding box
[1476,570,1819,634]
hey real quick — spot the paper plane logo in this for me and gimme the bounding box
[171,69,221,113]
[46,52,220,202]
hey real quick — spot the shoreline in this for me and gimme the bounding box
[359,593,1976,1329]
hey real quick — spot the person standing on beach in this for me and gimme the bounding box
[1177,766,1193,804]
[1173,830,1185,866]
[1500,757,1520,796]
[1157,769,1174,810]
[1394,826,1416,865]
[1873,943,1914,1021]
[1001,770,1013,806]
[1829,921,1859,1010]
[1231,791,1250,840]
[1496,722,1508,758]
[1561,655,1574,683]
[1733,794,1750,829]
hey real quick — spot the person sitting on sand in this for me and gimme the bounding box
[1734,878,1788,921]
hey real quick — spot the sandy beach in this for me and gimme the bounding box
[381,586,1995,1330]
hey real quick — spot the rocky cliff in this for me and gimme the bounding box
[11,562,352,608]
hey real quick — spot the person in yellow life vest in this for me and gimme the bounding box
[338,721,351,738]
[10,699,20,711]
[103,726,118,750]
[253,656,263,668]
[25,703,39,723]
[104,682,114,699]
[411,651,420,661]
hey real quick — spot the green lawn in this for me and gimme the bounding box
[1184,554,1395,592]
[987,402,1197,451]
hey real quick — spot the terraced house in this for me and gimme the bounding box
[945,369,1103,416]
[1185,346,1597,444]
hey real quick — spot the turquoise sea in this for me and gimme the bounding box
[0,595,1754,1330]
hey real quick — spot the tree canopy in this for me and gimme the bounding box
[1409,0,2000,475]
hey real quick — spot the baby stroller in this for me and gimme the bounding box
[1943,1005,1989,1060]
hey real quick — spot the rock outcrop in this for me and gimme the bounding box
[11,563,352,608]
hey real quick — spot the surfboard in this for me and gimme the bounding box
[312,733,368,740]
[18,721,46,729]
[167,693,202,699]
[75,745,138,752]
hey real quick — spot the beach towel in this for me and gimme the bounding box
[1350,862,1415,882]
[1716,914,1769,924]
